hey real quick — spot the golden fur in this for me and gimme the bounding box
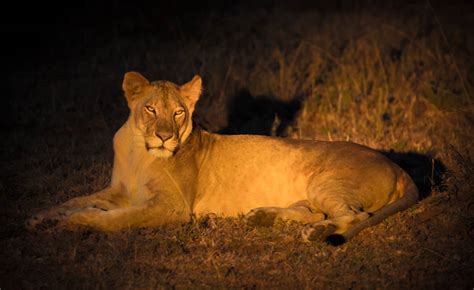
[27,72,418,244]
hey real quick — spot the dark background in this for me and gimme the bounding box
[4,0,473,131]
[5,0,473,72]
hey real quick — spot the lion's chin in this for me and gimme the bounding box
[147,147,174,158]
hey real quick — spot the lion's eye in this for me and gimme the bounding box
[174,109,185,116]
[145,106,155,113]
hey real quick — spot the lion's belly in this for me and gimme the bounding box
[193,167,309,216]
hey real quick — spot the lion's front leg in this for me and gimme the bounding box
[26,185,127,230]
[62,202,190,231]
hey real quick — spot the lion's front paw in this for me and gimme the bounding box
[27,215,60,231]
[25,214,42,231]
[25,208,68,231]
[26,213,56,231]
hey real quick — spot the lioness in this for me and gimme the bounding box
[27,72,418,244]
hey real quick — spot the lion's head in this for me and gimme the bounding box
[122,72,202,158]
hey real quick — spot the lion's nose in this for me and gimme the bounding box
[155,131,173,142]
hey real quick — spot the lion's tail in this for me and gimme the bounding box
[328,171,419,245]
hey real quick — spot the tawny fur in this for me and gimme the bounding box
[27,72,418,244]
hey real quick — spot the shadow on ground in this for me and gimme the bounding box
[219,89,301,137]
[382,151,446,200]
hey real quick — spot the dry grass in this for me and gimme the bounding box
[2,1,474,289]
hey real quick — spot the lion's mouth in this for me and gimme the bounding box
[146,143,175,158]
[146,144,164,150]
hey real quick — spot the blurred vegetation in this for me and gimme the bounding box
[8,1,472,153]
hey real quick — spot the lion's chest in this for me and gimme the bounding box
[121,162,157,205]
[114,146,166,206]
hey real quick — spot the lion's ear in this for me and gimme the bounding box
[180,75,202,111]
[122,71,149,105]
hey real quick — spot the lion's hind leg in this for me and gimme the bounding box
[300,178,376,245]
[245,200,325,227]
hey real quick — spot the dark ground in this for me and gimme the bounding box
[2,1,474,289]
